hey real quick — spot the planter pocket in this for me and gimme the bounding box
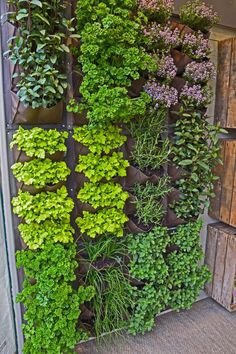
[12,145,65,163]
[171,49,192,75]
[11,91,63,124]
[15,180,65,195]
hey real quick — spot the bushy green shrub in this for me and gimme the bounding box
[12,159,70,188]
[10,127,68,158]
[16,243,95,353]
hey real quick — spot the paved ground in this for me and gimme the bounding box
[76,298,236,354]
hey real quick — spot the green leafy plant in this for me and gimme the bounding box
[12,159,70,188]
[18,220,74,250]
[12,186,74,223]
[129,284,170,335]
[86,266,132,337]
[67,0,155,126]
[16,243,95,353]
[10,127,68,158]
[76,152,129,183]
[76,208,128,238]
[78,182,129,209]
[128,108,171,170]
[7,0,73,108]
[167,221,211,310]
[73,125,127,154]
[131,179,172,226]
[171,109,225,219]
[128,227,169,282]
[81,237,131,336]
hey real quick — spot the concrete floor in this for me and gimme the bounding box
[76,298,236,354]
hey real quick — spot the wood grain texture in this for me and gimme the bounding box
[205,224,218,296]
[227,38,236,128]
[221,236,236,310]
[214,38,232,127]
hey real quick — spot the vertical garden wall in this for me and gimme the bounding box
[0,0,223,352]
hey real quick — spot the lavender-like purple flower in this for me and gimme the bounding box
[144,80,178,108]
[143,23,180,52]
[138,0,174,22]
[180,83,212,107]
[155,55,177,81]
[180,0,219,31]
[182,32,210,59]
[184,61,216,83]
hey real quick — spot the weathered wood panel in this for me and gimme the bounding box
[205,223,236,311]
[210,139,236,228]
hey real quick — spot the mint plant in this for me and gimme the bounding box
[78,182,129,210]
[12,159,70,189]
[171,109,225,219]
[128,227,170,335]
[76,152,129,183]
[167,221,211,310]
[16,243,95,353]
[10,127,68,158]
[12,186,74,223]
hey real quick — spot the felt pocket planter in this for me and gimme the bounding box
[73,110,88,126]
[171,49,193,75]
[165,208,185,228]
[15,180,65,195]
[11,91,63,124]
[12,145,66,163]
[128,77,147,98]
[168,164,186,182]
[171,20,195,37]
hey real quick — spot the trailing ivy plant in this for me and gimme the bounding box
[128,108,171,171]
[67,0,155,127]
[12,186,74,223]
[131,178,172,226]
[127,227,170,335]
[16,242,95,353]
[18,220,74,250]
[76,152,129,183]
[12,159,70,189]
[167,221,211,310]
[76,208,128,238]
[171,109,225,219]
[10,127,68,158]
[73,125,127,154]
[7,0,74,108]
[78,182,129,209]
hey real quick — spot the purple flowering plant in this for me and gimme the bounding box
[182,32,210,60]
[143,23,180,52]
[180,0,219,32]
[144,80,178,108]
[138,0,174,23]
[153,54,177,82]
[180,83,212,108]
[184,61,216,84]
